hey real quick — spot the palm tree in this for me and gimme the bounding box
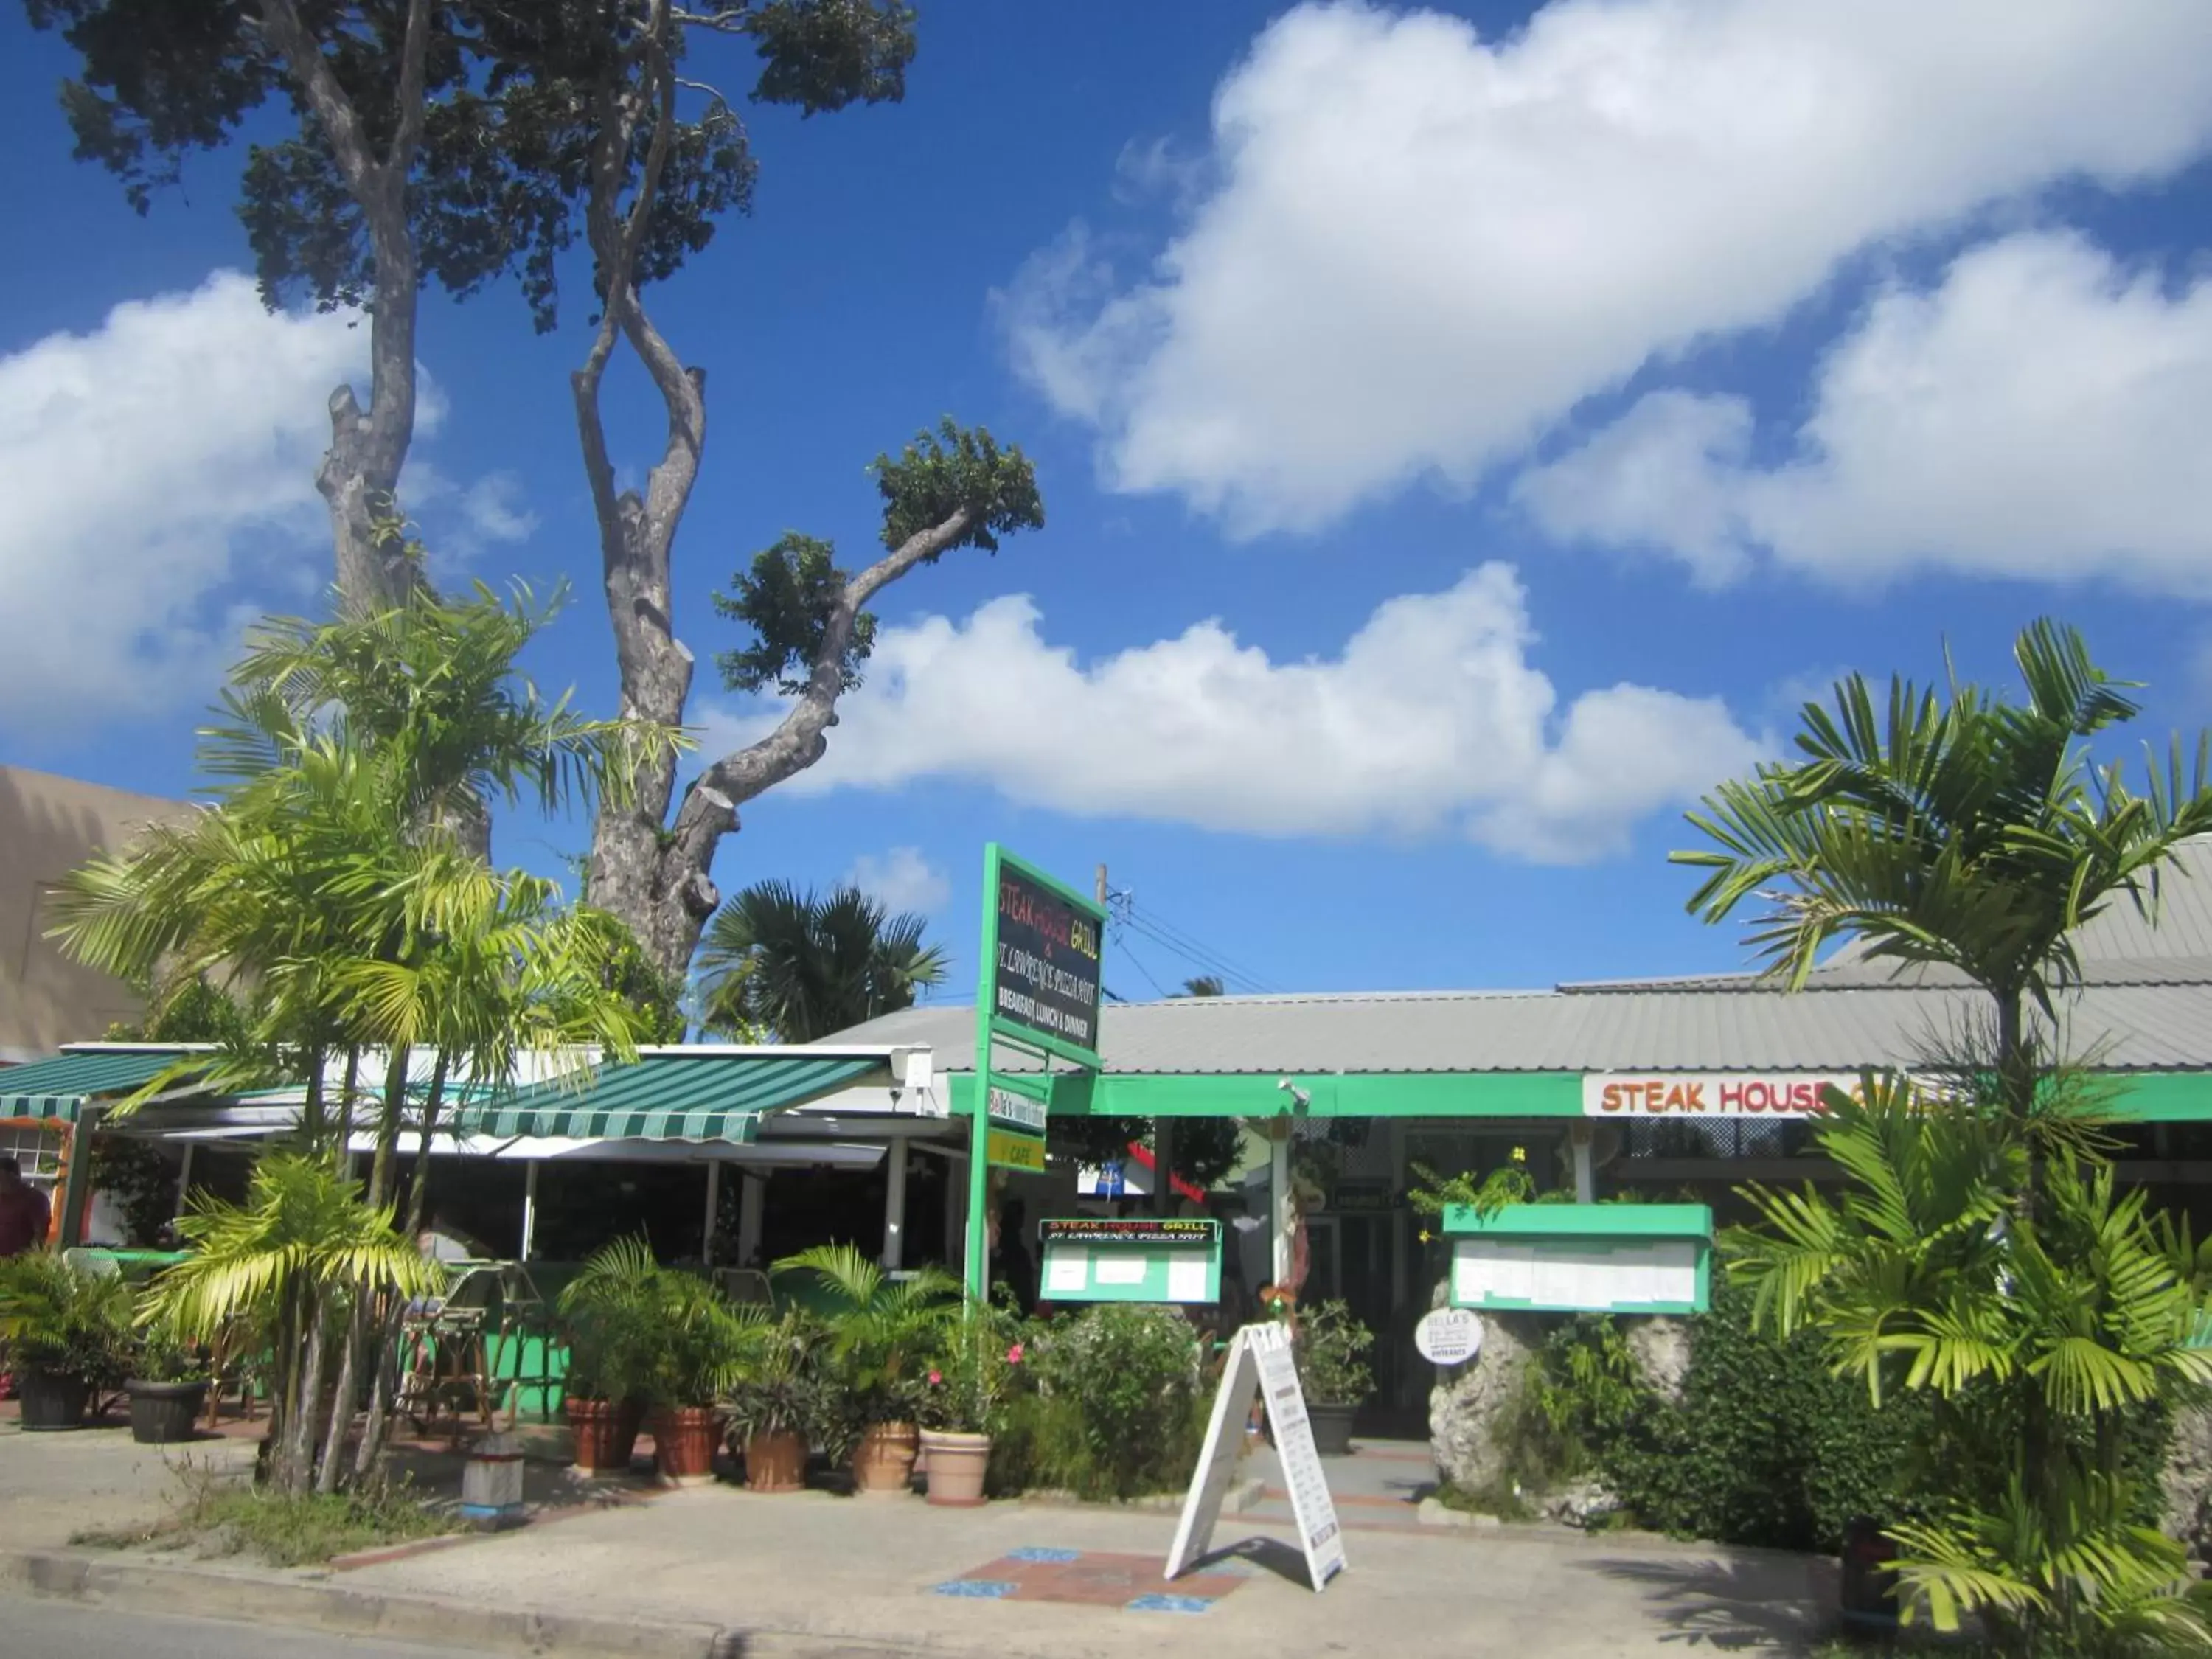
[1175,975,1225,998]
[208,579,672,844]
[1730,1078,2212,1652]
[771,1242,958,1426]
[1675,620,2212,1121]
[1678,623,2212,1652]
[49,579,668,1494]
[147,1152,446,1496]
[695,881,948,1041]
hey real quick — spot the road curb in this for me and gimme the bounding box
[0,1548,728,1658]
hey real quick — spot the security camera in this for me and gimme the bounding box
[1276,1077,1311,1109]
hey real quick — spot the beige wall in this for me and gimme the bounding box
[0,765,189,1062]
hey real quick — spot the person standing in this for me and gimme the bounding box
[0,1157,50,1257]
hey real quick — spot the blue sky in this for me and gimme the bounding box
[5,1,2212,1004]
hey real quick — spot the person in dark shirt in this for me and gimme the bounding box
[990,1198,1037,1314]
[0,1158,51,1256]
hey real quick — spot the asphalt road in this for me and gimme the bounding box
[2,1596,518,1659]
[2,1596,932,1659]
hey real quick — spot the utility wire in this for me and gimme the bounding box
[1111,926,1174,999]
[1119,898,1284,992]
[1116,902,1287,995]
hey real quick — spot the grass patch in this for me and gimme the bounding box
[73,1469,449,1567]
[180,1482,451,1565]
[1435,1475,1540,1523]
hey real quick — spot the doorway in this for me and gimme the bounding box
[1304,1208,1420,1434]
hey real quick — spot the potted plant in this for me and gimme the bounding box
[0,1251,132,1430]
[124,1315,211,1444]
[557,1238,661,1475]
[724,1312,828,1493]
[915,1311,1024,1507]
[644,1267,759,1485]
[775,1244,957,1496]
[1292,1299,1374,1457]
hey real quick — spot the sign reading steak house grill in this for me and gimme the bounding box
[1582,1071,1941,1117]
[992,860,1104,1062]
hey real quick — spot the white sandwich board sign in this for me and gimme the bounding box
[1165,1321,1346,1593]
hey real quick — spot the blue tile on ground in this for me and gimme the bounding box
[933,1579,1018,1599]
[1007,1547,1083,1563]
[1126,1593,1215,1614]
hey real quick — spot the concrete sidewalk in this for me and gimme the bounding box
[1,1419,1837,1658]
[333,1484,1833,1658]
[0,1416,257,1551]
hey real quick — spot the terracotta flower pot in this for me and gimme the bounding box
[743,1427,807,1493]
[918,1429,992,1508]
[849,1419,919,1495]
[567,1397,645,1475]
[652,1405,723,1485]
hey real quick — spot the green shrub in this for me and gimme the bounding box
[1534,1273,1934,1551]
[1007,1304,1206,1500]
[0,1250,135,1382]
[1293,1299,1375,1408]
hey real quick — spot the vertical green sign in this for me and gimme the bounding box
[967,844,1107,1300]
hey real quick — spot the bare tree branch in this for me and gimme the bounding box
[386,0,435,176]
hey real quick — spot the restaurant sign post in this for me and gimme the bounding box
[966,844,1107,1301]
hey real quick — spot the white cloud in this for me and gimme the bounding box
[1003,0,2212,536]
[703,565,1763,862]
[0,272,364,731]
[1520,232,2212,594]
[0,271,538,737]
[408,466,539,572]
[844,846,952,916]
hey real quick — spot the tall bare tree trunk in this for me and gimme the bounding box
[254,0,434,612]
[572,6,1006,981]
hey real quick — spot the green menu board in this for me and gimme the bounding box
[1441,1203,1712,1315]
[1038,1218,1222,1305]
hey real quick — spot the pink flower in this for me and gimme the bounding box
[1006,1343,1025,1365]
[928,1370,943,1386]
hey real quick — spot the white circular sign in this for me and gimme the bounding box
[1416,1307,1484,1366]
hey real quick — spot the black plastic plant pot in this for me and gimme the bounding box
[1306,1402,1358,1458]
[1839,1516,1901,1629]
[126,1380,208,1445]
[16,1367,92,1431]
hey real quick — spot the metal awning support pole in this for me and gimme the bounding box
[702,1158,723,1261]
[880,1137,908,1270]
[57,1105,105,1249]
[1270,1121,1293,1288]
[519,1160,540,1262]
[175,1142,196,1219]
[737,1172,765,1267]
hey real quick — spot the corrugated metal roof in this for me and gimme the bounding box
[832,979,2212,1078]
[0,1048,207,1121]
[451,1053,882,1144]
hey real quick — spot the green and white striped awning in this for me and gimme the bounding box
[450,1053,884,1144]
[0,1049,204,1124]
